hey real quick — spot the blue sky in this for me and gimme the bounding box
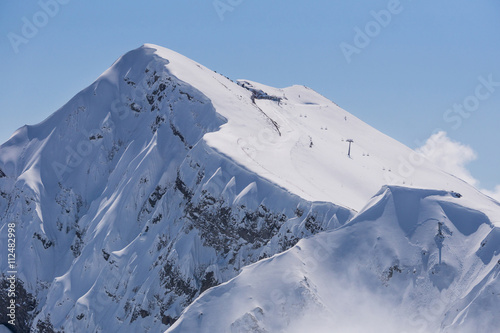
[1,0,499,193]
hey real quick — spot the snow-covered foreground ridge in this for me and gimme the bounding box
[0,44,498,332]
[168,186,500,333]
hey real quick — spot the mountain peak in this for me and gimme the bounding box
[1,44,499,332]
[3,44,498,211]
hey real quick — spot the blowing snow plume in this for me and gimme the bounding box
[168,186,500,333]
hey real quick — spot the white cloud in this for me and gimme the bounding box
[416,131,500,202]
[416,131,478,186]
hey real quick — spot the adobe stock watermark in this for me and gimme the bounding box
[340,0,404,64]
[213,0,245,21]
[386,74,499,185]
[50,103,125,182]
[249,223,338,320]
[237,126,280,162]
[443,74,500,130]
[403,288,460,333]
[7,0,71,54]
[5,221,18,327]
[50,76,151,182]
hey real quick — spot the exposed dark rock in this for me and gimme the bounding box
[152,214,163,224]
[175,174,193,201]
[200,271,218,294]
[33,233,54,249]
[130,103,142,113]
[170,122,192,149]
[186,193,289,255]
[161,315,176,326]
[148,186,167,209]
[131,308,151,323]
[383,264,403,283]
[102,249,110,261]
[89,133,103,141]
[159,261,198,304]
[304,215,322,233]
[70,226,85,257]
[124,77,136,87]
[151,115,166,133]
[35,314,60,333]
[179,91,194,101]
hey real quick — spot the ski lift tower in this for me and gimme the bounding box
[346,139,354,158]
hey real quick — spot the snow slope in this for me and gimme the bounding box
[168,186,500,333]
[0,44,498,332]
[144,45,497,211]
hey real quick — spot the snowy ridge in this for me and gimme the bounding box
[167,186,500,333]
[0,44,498,332]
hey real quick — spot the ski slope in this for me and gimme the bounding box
[147,44,499,212]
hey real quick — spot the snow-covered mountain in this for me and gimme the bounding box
[0,44,498,332]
